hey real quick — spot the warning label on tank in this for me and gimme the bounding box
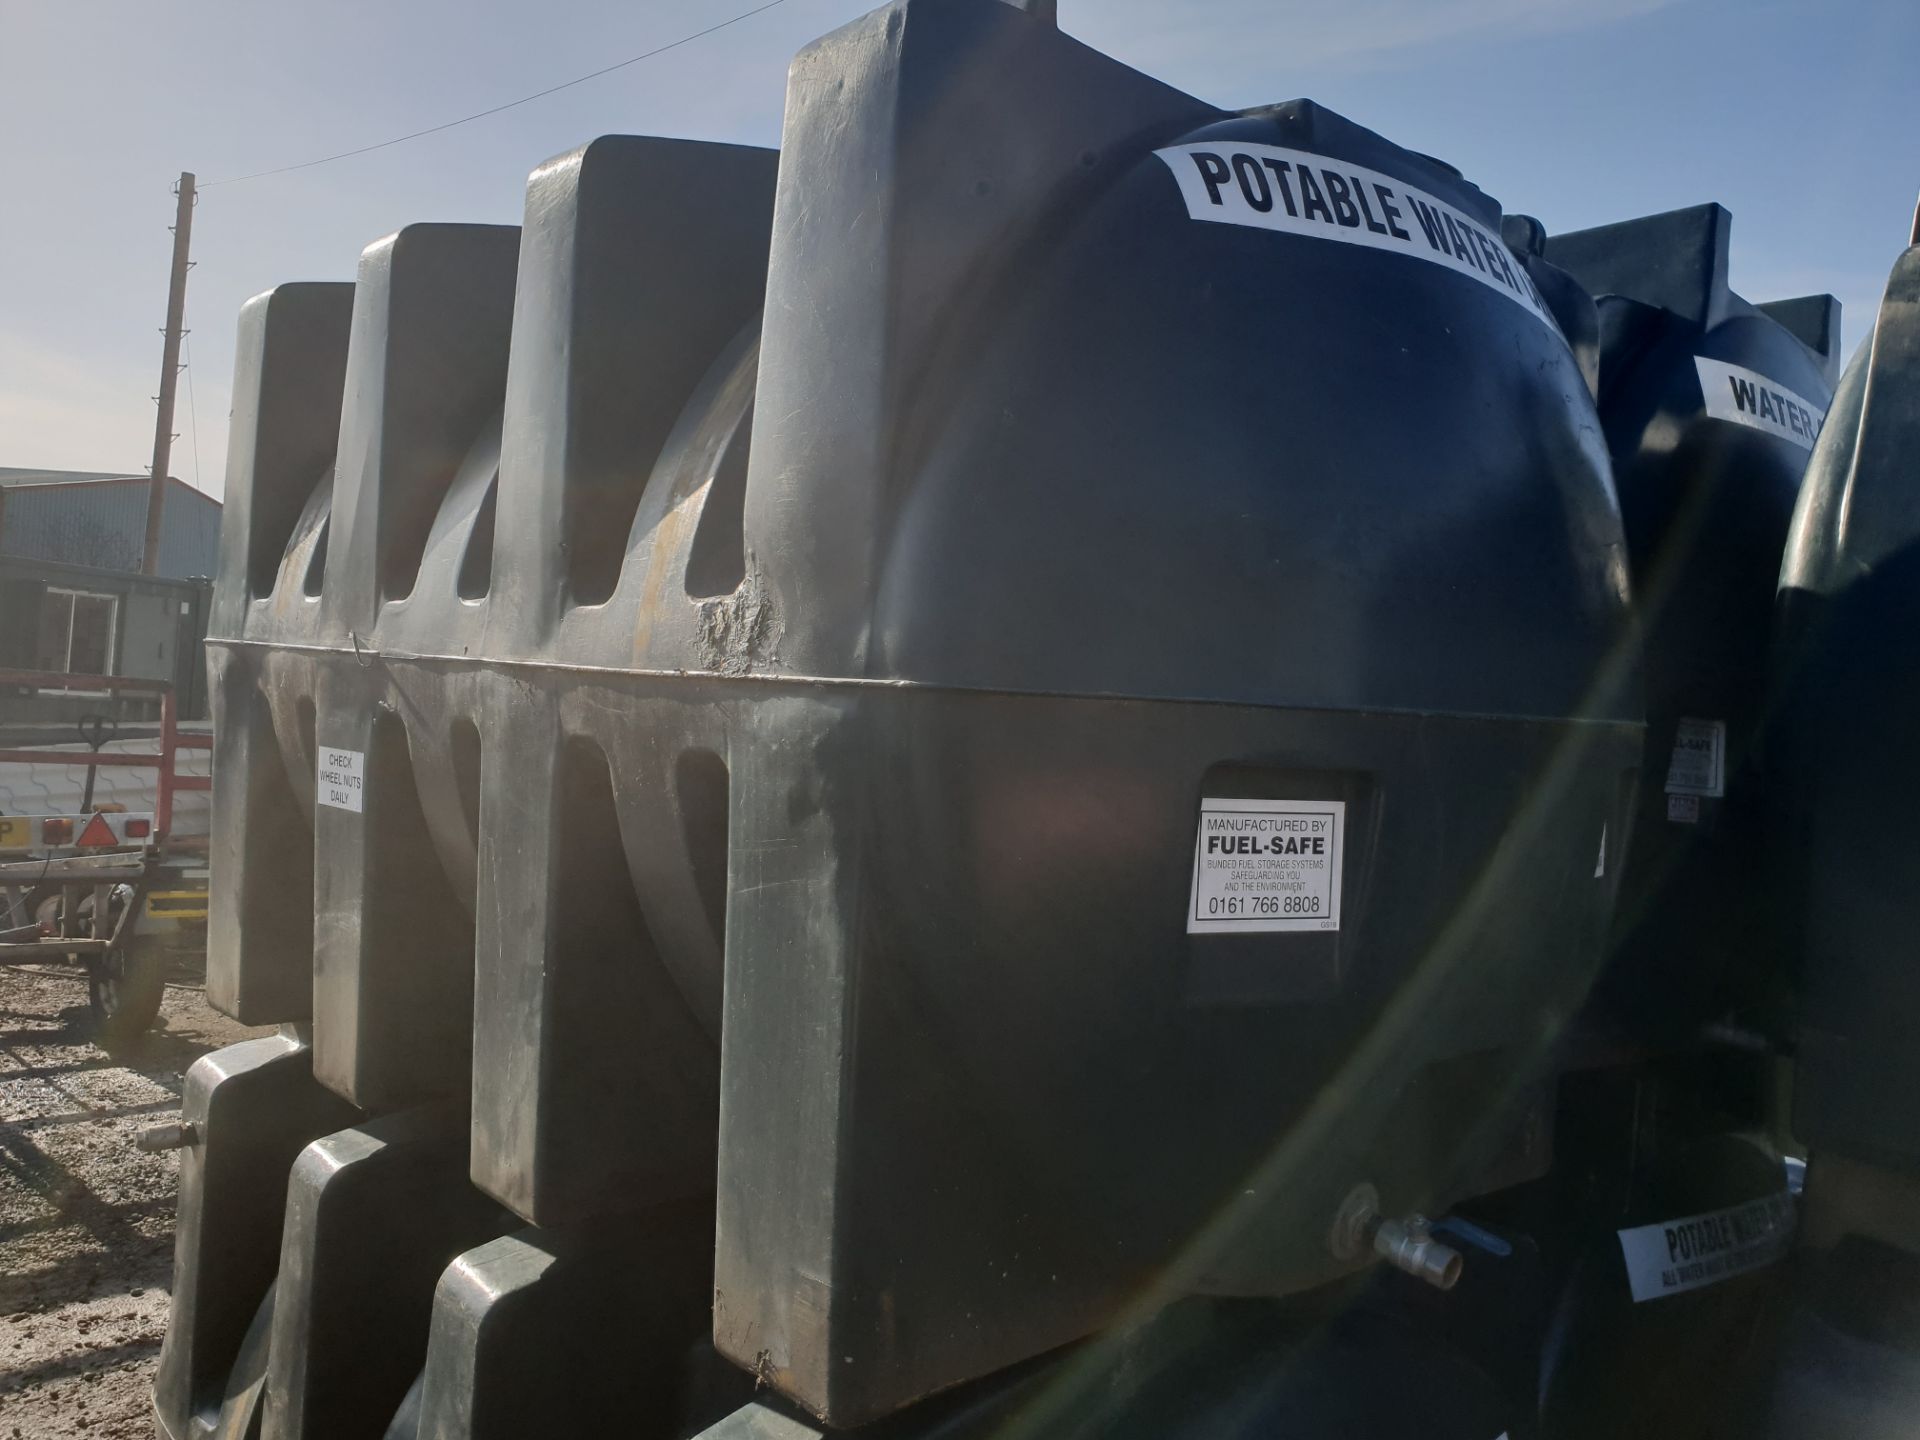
[1664,718,1726,798]
[1696,357,1826,450]
[1187,798,1343,934]
[317,747,365,813]
[1154,141,1559,332]
[1616,1191,1796,1302]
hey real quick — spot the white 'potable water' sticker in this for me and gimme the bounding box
[1155,141,1560,333]
[1187,798,1343,934]
[1668,793,1702,825]
[1696,357,1826,451]
[1617,1192,1796,1303]
[317,747,365,813]
[1665,718,1726,798]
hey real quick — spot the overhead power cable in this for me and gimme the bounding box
[203,0,793,188]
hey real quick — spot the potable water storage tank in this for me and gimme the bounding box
[157,2,1645,1434]
[1546,204,1838,1050]
[1734,225,1920,1440]
[713,2,1636,1422]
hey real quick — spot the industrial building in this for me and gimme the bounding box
[0,468,220,579]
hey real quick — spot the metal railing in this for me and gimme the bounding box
[0,668,211,845]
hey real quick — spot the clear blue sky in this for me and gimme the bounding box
[3,0,1913,495]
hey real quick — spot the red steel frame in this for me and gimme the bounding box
[0,668,212,845]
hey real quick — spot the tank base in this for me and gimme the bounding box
[152,1033,359,1440]
[410,1201,744,1439]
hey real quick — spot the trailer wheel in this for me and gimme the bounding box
[88,939,167,1052]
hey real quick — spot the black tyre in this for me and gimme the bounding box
[88,938,167,1051]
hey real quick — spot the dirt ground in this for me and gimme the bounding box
[0,961,268,1439]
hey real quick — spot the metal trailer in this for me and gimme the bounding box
[0,667,212,1047]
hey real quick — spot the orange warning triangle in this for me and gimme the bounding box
[76,813,118,848]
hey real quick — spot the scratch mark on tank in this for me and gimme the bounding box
[696,554,782,676]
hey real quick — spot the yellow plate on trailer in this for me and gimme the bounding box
[0,817,31,851]
[147,891,209,922]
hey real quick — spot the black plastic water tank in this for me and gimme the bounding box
[1771,240,1920,1170]
[714,2,1641,1422]
[1673,232,1920,1440]
[1545,204,1838,1050]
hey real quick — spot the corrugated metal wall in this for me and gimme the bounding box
[0,482,144,570]
[0,480,220,579]
[157,486,221,578]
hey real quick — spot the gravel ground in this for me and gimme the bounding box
[0,961,268,1439]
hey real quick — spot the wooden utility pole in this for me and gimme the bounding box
[143,171,195,575]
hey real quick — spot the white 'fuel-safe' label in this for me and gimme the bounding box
[1617,1191,1795,1303]
[317,747,365,813]
[1696,356,1826,451]
[1665,718,1727,798]
[1188,798,1343,934]
[1155,141,1558,333]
